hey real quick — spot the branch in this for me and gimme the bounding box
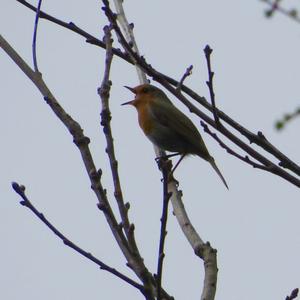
[11,182,143,292]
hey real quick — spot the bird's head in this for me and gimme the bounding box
[122,84,170,107]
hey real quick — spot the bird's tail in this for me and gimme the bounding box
[209,158,229,190]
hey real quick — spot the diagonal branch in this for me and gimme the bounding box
[11,182,144,292]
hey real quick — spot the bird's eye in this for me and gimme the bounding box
[142,87,149,93]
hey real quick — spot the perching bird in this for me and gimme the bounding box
[122,84,228,189]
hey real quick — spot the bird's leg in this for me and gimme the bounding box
[170,153,186,176]
[155,152,181,162]
[165,152,181,159]
[155,152,184,183]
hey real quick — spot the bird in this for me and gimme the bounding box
[122,84,228,189]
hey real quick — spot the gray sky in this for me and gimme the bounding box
[1,1,300,299]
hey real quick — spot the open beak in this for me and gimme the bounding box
[124,86,136,93]
[122,86,136,106]
[121,100,133,106]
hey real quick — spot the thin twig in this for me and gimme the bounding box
[177,65,193,92]
[204,45,219,124]
[32,0,42,72]
[17,0,300,177]
[156,160,172,300]
[11,182,144,292]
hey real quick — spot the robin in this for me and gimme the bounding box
[122,84,228,189]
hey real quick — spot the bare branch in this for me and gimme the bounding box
[176,65,193,92]
[11,182,143,292]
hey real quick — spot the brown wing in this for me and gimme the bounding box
[149,99,211,159]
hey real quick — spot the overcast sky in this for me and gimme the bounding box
[1,1,300,300]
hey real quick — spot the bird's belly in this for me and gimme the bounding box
[146,126,188,153]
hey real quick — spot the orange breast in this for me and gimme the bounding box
[137,102,154,135]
